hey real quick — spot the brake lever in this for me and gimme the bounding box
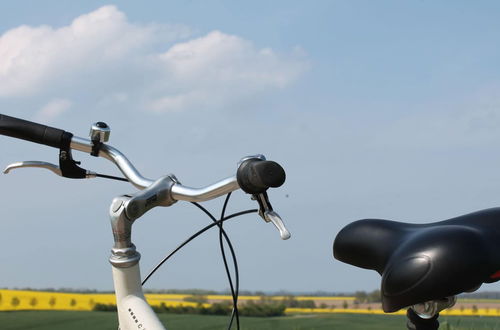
[4,161,63,176]
[253,192,291,240]
[3,160,96,178]
[263,210,291,240]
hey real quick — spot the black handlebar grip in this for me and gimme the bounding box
[237,159,286,194]
[0,113,70,149]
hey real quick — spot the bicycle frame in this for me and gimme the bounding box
[107,192,163,329]
[113,264,165,329]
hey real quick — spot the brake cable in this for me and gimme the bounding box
[191,193,241,330]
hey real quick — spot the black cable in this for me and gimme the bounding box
[219,194,240,330]
[95,173,129,182]
[191,198,240,330]
[141,209,257,286]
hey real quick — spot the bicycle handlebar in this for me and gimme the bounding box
[74,135,241,202]
[0,114,285,203]
[1,113,290,239]
[0,114,71,149]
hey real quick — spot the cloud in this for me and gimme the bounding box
[150,31,307,112]
[0,6,176,98]
[0,6,307,113]
[34,98,72,123]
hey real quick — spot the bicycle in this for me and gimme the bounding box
[0,113,290,330]
[333,208,500,329]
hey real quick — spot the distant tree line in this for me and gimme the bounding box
[354,290,382,303]
[5,287,113,294]
[145,289,350,296]
[93,296,316,317]
[460,291,500,299]
[94,301,286,317]
[143,289,219,295]
[182,295,316,308]
[2,287,357,297]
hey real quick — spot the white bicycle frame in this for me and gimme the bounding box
[109,190,171,330]
[112,264,165,329]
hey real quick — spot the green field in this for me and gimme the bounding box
[1,311,500,329]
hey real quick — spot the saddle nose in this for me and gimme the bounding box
[333,219,406,274]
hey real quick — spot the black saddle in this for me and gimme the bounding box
[333,208,500,312]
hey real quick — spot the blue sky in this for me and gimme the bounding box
[1,1,500,294]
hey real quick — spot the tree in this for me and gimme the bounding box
[70,299,77,307]
[354,291,367,303]
[49,297,56,308]
[367,290,382,303]
[342,301,348,309]
[11,297,20,307]
[30,297,38,307]
[355,289,381,304]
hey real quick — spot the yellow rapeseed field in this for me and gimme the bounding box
[0,290,202,311]
[1,290,499,317]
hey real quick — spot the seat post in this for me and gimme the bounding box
[406,308,440,330]
[406,296,456,330]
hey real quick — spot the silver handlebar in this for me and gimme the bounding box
[3,127,290,239]
[71,136,240,202]
[73,135,289,239]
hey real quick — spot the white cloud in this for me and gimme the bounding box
[150,31,307,112]
[0,6,307,113]
[160,31,301,87]
[0,6,166,97]
[34,98,72,123]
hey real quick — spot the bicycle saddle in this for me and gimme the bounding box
[333,208,500,312]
